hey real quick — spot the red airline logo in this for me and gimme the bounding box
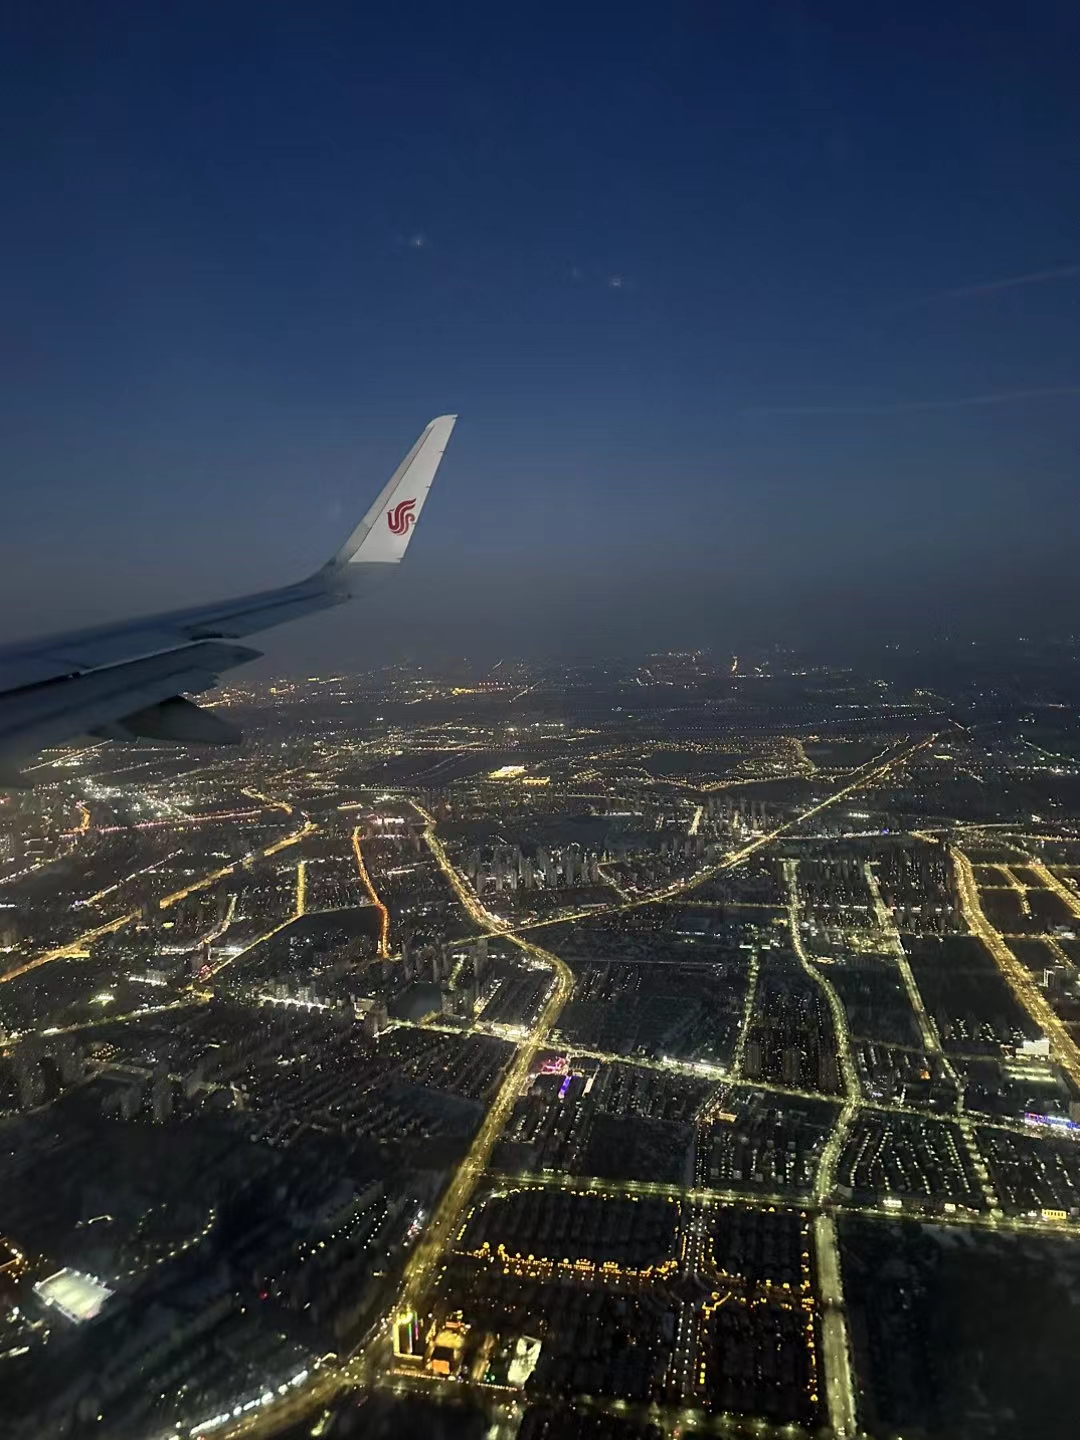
[387,498,417,535]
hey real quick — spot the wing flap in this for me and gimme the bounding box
[0,641,259,767]
[92,695,242,745]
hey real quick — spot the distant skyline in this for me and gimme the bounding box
[2,2,1078,661]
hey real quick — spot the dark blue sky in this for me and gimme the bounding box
[2,1,1078,663]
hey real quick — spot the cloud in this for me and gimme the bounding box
[750,384,1080,417]
[896,263,1080,309]
[567,266,630,289]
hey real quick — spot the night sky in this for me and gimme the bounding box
[3,2,1079,666]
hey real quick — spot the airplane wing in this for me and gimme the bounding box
[0,414,457,781]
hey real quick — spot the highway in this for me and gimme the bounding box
[400,1013,1037,1141]
[0,910,147,984]
[480,1167,1078,1239]
[952,847,1080,1089]
[378,739,936,1429]
[1026,857,1080,920]
[996,863,1033,918]
[0,819,315,987]
[395,803,575,1317]
[411,731,942,949]
[784,859,859,1439]
[201,855,311,984]
[78,851,182,909]
[351,827,389,957]
[241,786,295,817]
[814,1211,858,1440]
[221,812,578,1438]
[785,859,859,1102]
[864,853,1002,1201]
[643,732,940,907]
[218,737,938,1436]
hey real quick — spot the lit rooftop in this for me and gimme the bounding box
[34,1268,113,1323]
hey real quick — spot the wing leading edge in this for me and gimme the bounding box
[0,415,457,780]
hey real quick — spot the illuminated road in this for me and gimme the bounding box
[784,860,859,1439]
[996,863,1033,918]
[241,786,295,817]
[480,1168,1076,1238]
[201,855,311,984]
[396,975,567,1309]
[953,847,1080,1089]
[863,858,942,1057]
[4,998,205,1045]
[814,1211,857,1440]
[539,1041,727,1085]
[220,824,1074,1440]
[0,910,144,983]
[400,1015,1034,1140]
[1043,932,1075,972]
[0,819,314,987]
[869,840,990,1175]
[351,828,389,958]
[785,860,858,1101]
[731,947,760,1079]
[595,860,632,902]
[163,819,315,912]
[396,804,574,1318]
[262,819,316,857]
[218,813,578,1438]
[413,804,508,931]
[20,741,106,774]
[79,851,182,909]
[862,855,998,1197]
[1027,857,1080,920]
[651,732,940,904]
[218,742,937,1436]
[426,732,943,945]
[485,1168,803,1210]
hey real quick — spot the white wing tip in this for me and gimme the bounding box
[328,414,458,568]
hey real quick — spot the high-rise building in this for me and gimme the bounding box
[151,1065,174,1123]
[13,1040,44,1110]
[54,1039,84,1086]
[474,941,490,987]
[394,1309,423,1363]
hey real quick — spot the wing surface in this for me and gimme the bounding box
[0,415,457,778]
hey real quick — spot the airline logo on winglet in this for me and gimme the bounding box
[387,498,417,535]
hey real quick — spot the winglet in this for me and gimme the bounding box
[325,414,456,570]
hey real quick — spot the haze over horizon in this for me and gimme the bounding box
[2,1,1079,664]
